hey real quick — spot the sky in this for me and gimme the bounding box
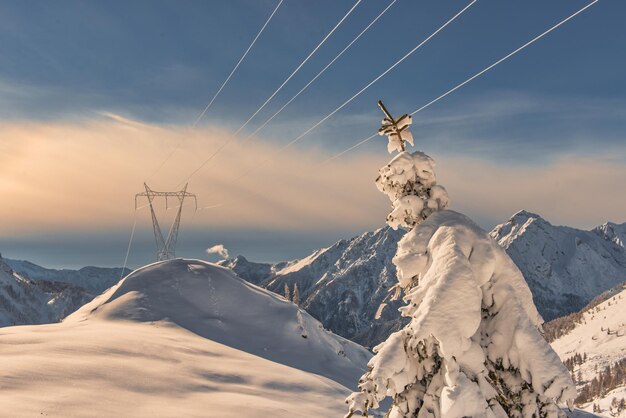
[0,0,625,269]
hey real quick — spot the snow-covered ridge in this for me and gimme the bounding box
[0,258,373,417]
[594,222,626,248]
[67,258,370,388]
[491,210,626,320]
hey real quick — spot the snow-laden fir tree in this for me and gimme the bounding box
[284,283,291,300]
[345,102,576,418]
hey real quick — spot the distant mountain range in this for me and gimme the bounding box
[221,210,626,348]
[0,256,93,326]
[0,254,129,327]
[1,209,624,351]
[4,258,129,293]
[491,211,626,320]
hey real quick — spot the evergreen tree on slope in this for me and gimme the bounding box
[292,283,300,306]
[346,102,576,418]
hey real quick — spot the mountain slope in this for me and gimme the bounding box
[491,211,626,320]
[222,212,626,349]
[261,227,405,348]
[549,283,626,417]
[594,222,626,248]
[5,258,130,293]
[0,255,93,326]
[0,259,371,417]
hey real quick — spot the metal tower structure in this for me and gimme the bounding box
[135,183,197,261]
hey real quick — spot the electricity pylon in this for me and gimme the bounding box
[135,183,197,261]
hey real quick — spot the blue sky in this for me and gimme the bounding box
[1,0,624,268]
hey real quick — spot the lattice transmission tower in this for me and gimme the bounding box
[135,183,197,261]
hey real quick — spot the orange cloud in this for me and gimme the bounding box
[0,115,387,236]
[1,115,624,237]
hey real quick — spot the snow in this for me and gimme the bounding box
[244,227,407,348]
[347,210,576,418]
[491,211,626,320]
[379,114,414,153]
[0,256,93,326]
[376,151,449,229]
[0,259,372,417]
[594,222,626,248]
[275,247,331,276]
[551,284,626,417]
[221,213,626,352]
[0,321,351,417]
[5,257,129,293]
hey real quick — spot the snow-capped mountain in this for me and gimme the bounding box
[5,258,130,293]
[0,259,372,417]
[548,282,626,417]
[222,211,626,349]
[594,222,626,249]
[491,211,626,320]
[221,228,407,348]
[0,254,94,326]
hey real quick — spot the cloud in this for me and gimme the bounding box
[0,114,624,239]
[206,244,229,259]
[0,115,385,235]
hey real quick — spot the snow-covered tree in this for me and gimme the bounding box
[284,283,291,300]
[345,103,576,418]
[292,283,300,306]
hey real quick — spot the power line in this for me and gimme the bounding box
[120,208,138,279]
[272,0,478,154]
[324,0,600,163]
[145,0,284,182]
[234,0,363,136]
[198,0,600,216]
[245,0,398,141]
[187,0,476,193]
[178,0,363,186]
[192,0,285,130]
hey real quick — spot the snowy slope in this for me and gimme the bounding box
[491,211,626,320]
[5,258,130,293]
[0,255,93,327]
[221,212,626,348]
[594,222,626,249]
[261,227,406,348]
[550,283,626,417]
[0,259,372,417]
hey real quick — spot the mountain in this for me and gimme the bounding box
[221,212,626,349]
[0,259,372,417]
[0,254,94,326]
[221,228,407,348]
[491,211,626,320]
[5,258,130,293]
[594,222,626,248]
[547,282,626,417]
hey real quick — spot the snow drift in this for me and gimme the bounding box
[0,259,371,417]
[68,258,369,387]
